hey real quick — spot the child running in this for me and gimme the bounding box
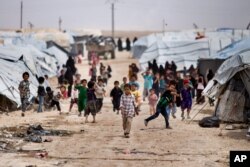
[110,81,123,114]
[119,84,136,138]
[144,81,177,129]
[148,88,158,115]
[181,80,193,120]
[18,72,31,117]
[75,79,87,117]
[85,81,98,123]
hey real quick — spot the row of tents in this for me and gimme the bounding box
[0,32,70,111]
[132,28,250,123]
[0,29,116,112]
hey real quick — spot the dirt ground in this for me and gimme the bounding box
[0,51,249,167]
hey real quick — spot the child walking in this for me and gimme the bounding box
[181,80,193,120]
[120,77,128,92]
[85,81,98,123]
[95,79,106,113]
[69,86,78,112]
[148,89,158,115]
[37,77,46,113]
[18,72,31,117]
[110,81,123,114]
[119,84,136,138]
[75,79,87,117]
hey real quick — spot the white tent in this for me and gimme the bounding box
[133,29,250,71]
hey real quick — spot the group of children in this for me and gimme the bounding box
[18,61,194,138]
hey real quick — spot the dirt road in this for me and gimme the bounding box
[0,52,249,167]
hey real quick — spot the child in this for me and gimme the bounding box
[18,72,31,117]
[120,77,128,92]
[181,80,193,120]
[196,77,205,104]
[50,90,62,114]
[37,77,46,113]
[110,81,123,114]
[144,82,176,129]
[69,86,78,112]
[148,89,158,115]
[119,84,136,138]
[44,87,53,110]
[95,79,106,113]
[60,85,68,99]
[85,81,97,123]
[89,64,97,82]
[159,75,166,96]
[75,79,87,117]
[142,70,153,101]
[130,83,142,112]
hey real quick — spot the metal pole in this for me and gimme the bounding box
[20,1,23,29]
[111,3,115,38]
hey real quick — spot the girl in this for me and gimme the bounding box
[148,89,158,115]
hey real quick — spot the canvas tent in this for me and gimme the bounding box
[203,52,250,122]
[132,29,250,71]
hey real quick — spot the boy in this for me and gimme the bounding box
[95,79,106,113]
[181,80,193,120]
[75,79,87,117]
[37,77,46,113]
[120,84,136,138]
[85,81,97,123]
[110,81,123,114]
[144,81,177,129]
[142,70,153,101]
[18,72,31,117]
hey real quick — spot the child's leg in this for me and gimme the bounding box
[92,115,96,123]
[125,117,133,136]
[69,100,74,112]
[55,101,61,114]
[187,108,191,119]
[122,116,126,131]
[181,109,185,120]
[149,105,153,115]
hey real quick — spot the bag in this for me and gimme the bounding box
[199,116,220,128]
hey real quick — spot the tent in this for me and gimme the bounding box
[203,52,250,123]
[132,29,250,71]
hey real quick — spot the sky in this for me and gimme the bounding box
[0,0,250,31]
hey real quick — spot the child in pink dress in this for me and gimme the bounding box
[148,89,158,115]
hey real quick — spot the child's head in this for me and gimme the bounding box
[60,69,64,75]
[168,80,176,91]
[60,85,66,92]
[38,76,45,84]
[87,81,95,89]
[131,74,137,81]
[183,80,190,88]
[123,84,131,95]
[149,88,155,95]
[98,79,104,85]
[122,77,127,83]
[75,73,81,80]
[81,79,87,87]
[130,83,137,91]
[44,75,48,80]
[114,81,119,87]
[22,72,29,81]
[46,87,52,93]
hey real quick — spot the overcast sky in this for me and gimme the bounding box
[0,0,250,30]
